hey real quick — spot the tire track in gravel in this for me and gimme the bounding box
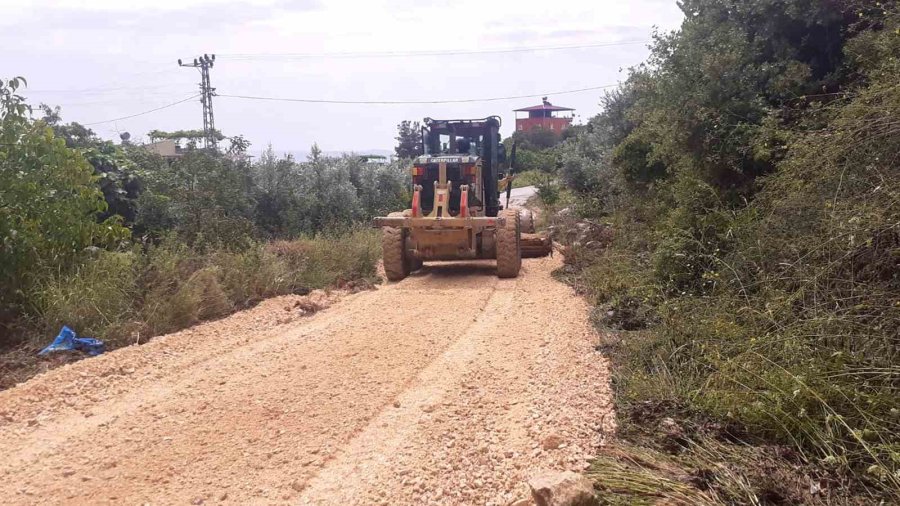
[0,256,613,505]
[296,280,517,504]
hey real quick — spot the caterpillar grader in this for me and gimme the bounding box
[373,116,552,281]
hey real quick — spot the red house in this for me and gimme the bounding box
[514,97,574,134]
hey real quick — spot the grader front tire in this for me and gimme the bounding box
[496,209,522,278]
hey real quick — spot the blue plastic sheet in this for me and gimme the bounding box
[39,326,105,356]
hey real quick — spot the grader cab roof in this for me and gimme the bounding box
[423,116,501,135]
[421,117,502,159]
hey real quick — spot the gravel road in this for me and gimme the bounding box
[506,185,536,208]
[0,256,613,505]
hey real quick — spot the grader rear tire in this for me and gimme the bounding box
[496,209,522,278]
[382,212,410,281]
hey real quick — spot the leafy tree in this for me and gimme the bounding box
[345,155,410,218]
[227,135,251,156]
[39,104,97,149]
[511,128,561,150]
[84,143,141,224]
[147,129,225,143]
[298,144,361,231]
[513,148,556,174]
[131,146,254,247]
[250,145,409,238]
[125,143,174,239]
[394,120,422,159]
[0,77,129,309]
[560,0,890,292]
[39,104,141,225]
[252,145,302,237]
[0,76,29,119]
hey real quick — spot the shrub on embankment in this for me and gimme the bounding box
[28,228,380,347]
[552,2,899,502]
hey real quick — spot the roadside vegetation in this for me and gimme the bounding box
[505,127,576,206]
[543,1,899,502]
[1,80,404,387]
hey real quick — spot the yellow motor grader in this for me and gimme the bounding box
[373,116,551,281]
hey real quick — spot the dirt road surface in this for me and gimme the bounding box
[0,256,613,505]
[506,186,536,208]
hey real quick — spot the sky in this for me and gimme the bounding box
[1,0,684,156]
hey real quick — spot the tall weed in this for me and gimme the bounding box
[29,251,138,341]
[21,229,381,350]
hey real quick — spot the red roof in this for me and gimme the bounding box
[514,101,575,112]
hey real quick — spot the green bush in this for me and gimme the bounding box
[211,247,294,306]
[17,227,382,349]
[29,251,138,341]
[290,227,381,288]
[134,228,380,338]
[251,146,409,239]
[1,78,129,322]
[138,243,237,336]
[556,4,900,500]
[510,169,544,189]
[140,266,232,336]
[535,180,560,207]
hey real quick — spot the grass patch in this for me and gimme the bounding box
[29,250,140,342]
[556,222,899,503]
[512,169,549,189]
[1,227,381,388]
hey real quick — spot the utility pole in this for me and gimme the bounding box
[178,54,217,149]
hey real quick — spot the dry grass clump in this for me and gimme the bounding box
[20,228,381,352]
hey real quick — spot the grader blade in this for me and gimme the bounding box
[521,233,553,258]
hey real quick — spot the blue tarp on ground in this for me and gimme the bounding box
[39,326,105,356]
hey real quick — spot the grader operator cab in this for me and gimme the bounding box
[373,116,551,281]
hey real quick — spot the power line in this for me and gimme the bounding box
[218,39,649,60]
[25,81,196,94]
[217,84,619,105]
[82,94,200,126]
[38,92,198,108]
[64,81,618,129]
[73,82,619,129]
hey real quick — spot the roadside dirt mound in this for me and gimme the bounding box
[0,257,613,505]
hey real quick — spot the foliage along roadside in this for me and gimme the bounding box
[550,1,899,503]
[1,76,406,388]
